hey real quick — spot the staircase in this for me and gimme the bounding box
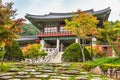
[38,48,62,64]
[48,52,63,63]
[24,48,63,64]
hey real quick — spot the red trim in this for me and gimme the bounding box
[38,32,74,37]
[34,39,40,43]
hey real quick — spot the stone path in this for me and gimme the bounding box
[0,63,114,80]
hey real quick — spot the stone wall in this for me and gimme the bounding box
[90,66,120,80]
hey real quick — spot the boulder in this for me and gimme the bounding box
[90,66,103,75]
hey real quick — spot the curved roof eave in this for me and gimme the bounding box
[25,7,111,20]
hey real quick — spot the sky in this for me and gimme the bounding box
[3,0,120,22]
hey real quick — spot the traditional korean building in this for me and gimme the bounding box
[25,7,111,62]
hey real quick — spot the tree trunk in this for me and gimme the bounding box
[78,37,86,62]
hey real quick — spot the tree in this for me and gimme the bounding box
[97,21,120,57]
[65,10,99,62]
[0,2,25,64]
[4,40,24,61]
[19,23,40,36]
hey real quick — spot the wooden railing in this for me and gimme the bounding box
[38,31,73,37]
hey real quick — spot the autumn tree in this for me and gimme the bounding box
[97,21,120,57]
[0,2,25,64]
[65,10,99,62]
[22,44,47,61]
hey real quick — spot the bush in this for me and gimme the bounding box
[82,57,120,71]
[4,40,24,61]
[22,44,47,59]
[62,43,92,62]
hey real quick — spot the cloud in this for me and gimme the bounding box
[3,0,120,21]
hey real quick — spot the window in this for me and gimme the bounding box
[60,27,66,32]
[44,27,57,33]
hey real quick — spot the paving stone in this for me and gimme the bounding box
[60,74,74,77]
[55,67,68,71]
[34,74,49,78]
[25,78,41,80]
[57,76,71,80]
[81,72,88,74]
[51,76,62,79]
[91,77,102,80]
[46,73,59,76]
[15,75,30,79]
[24,69,36,72]
[9,79,21,80]
[76,76,88,80]
[9,68,20,72]
[17,72,28,75]
[0,73,14,76]
[49,79,61,80]
[44,67,53,70]
[61,70,80,75]
[0,76,13,79]
[91,75,101,77]
[30,72,41,75]
[41,70,53,73]
[51,76,70,80]
[62,63,70,68]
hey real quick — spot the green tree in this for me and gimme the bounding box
[4,40,24,61]
[97,21,120,57]
[65,10,99,62]
[19,23,40,36]
[0,2,25,65]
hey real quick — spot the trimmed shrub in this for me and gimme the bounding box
[4,40,24,61]
[62,43,92,62]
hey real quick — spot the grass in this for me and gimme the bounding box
[0,61,21,72]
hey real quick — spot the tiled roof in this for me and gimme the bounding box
[25,7,111,20]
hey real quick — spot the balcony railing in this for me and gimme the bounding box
[38,31,73,37]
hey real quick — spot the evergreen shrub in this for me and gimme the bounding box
[62,43,92,62]
[4,40,24,61]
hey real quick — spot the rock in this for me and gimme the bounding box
[62,63,70,68]
[25,78,41,80]
[0,73,14,76]
[61,70,80,75]
[41,70,53,73]
[46,73,58,76]
[90,66,103,75]
[80,72,89,75]
[34,74,49,78]
[17,72,28,75]
[0,76,13,79]
[91,77,102,80]
[9,68,20,72]
[51,76,61,79]
[75,76,88,80]
[15,75,30,79]
[55,67,68,71]
[24,69,36,72]
[44,67,53,70]
[57,76,70,80]
[30,72,41,75]
[9,79,21,80]
[51,76,70,80]
[107,69,112,78]
[116,71,120,80]
[49,79,61,80]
